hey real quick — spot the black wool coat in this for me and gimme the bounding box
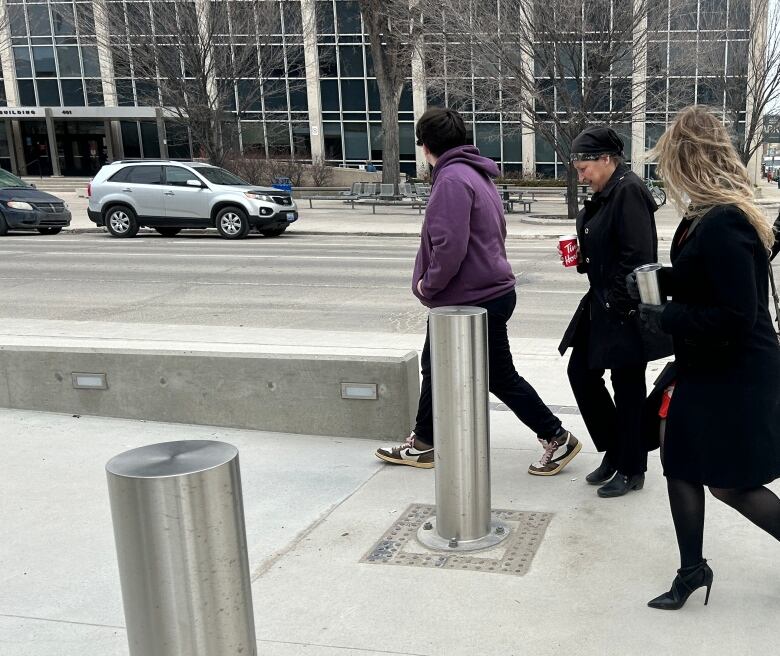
[650,206,780,488]
[559,165,660,369]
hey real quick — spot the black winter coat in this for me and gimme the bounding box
[559,164,660,369]
[651,206,780,487]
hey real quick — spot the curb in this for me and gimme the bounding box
[59,226,679,241]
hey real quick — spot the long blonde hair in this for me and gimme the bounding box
[650,105,774,251]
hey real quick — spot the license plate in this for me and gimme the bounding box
[286,213,297,222]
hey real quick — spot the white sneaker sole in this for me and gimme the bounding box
[527,440,582,476]
[375,451,434,469]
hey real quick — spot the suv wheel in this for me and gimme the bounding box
[155,227,181,237]
[105,206,139,238]
[215,207,249,239]
[37,227,62,235]
[260,227,287,237]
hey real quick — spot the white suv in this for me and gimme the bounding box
[87,160,298,239]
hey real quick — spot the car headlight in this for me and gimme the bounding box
[7,201,34,211]
[244,192,274,202]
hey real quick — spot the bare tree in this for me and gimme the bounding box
[357,0,424,187]
[426,0,666,218]
[699,0,780,167]
[83,0,302,167]
[309,156,335,186]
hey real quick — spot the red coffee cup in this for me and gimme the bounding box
[559,235,579,267]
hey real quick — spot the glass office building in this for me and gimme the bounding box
[0,0,764,178]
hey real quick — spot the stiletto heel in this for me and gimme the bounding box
[647,559,714,610]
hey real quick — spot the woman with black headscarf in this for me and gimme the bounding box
[559,126,665,497]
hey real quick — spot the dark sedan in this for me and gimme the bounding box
[0,169,71,235]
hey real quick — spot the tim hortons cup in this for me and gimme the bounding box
[559,235,579,267]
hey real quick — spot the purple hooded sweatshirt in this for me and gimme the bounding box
[412,145,516,307]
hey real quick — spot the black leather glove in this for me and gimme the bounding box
[625,272,640,301]
[638,303,666,334]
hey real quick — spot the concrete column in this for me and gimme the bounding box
[155,108,169,159]
[9,122,26,175]
[93,0,124,162]
[631,0,648,178]
[412,40,428,178]
[0,0,17,105]
[94,2,117,107]
[0,0,27,174]
[196,0,219,127]
[44,108,61,177]
[104,120,114,162]
[744,0,769,185]
[520,49,535,175]
[301,0,324,161]
[4,120,19,174]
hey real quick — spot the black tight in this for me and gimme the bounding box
[667,478,705,568]
[709,486,780,540]
[667,477,780,569]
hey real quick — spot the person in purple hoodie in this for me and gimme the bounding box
[376,107,580,475]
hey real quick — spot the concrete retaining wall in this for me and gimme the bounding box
[0,346,419,440]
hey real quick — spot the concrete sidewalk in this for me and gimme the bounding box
[55,179,780,242]
[1,323,778,655]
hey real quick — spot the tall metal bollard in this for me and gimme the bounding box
[106,440,256,656]
[417,307,510,552]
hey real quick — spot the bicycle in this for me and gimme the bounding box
[645,178,667,206]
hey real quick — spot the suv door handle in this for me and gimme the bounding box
[121,188,132,192]
[164,191,175,196]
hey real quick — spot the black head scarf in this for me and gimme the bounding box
[570,126,624,162]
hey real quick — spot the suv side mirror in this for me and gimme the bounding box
[186,179,203,188]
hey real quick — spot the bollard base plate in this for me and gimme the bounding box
[362,504,551,576]
[416,515,510,553]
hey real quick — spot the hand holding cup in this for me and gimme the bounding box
[558,235,579,268]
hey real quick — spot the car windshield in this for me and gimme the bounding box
[0,169,31,189]
[192,166,249,186]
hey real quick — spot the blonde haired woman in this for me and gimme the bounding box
[636,106,780,610]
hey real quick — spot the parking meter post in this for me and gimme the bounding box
[416,307,510,552]
[106,441,256,656]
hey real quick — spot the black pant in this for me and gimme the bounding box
[414,290,562,445]
[567,317,647,476]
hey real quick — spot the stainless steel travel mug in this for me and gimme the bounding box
[634,263,663,305]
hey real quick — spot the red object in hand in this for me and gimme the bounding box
[559,235,579,267]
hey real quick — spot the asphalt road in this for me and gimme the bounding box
[0,232,599,339]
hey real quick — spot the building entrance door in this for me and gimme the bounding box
[56,121,107,176]
[20,120,54,176]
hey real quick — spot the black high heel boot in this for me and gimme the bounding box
[647,560,714,610]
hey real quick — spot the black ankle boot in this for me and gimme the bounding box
[648,560,714,610]
[597,472,644,498]
[586,454,616,485]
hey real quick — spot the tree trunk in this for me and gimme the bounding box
[379,88,402,188]
[566,164,579,220]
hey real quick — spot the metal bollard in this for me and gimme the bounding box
[417,307,509,552]
[106,440,256,656]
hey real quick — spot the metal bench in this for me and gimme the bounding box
[503,197,534,213]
